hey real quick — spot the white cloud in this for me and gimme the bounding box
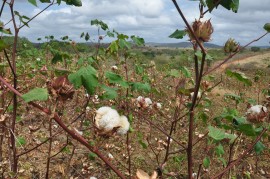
[2,0,269,46]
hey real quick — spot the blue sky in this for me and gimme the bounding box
[2,0,270,46]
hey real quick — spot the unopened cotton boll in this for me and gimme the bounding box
[95,106,120,131]
[116,115,130,135]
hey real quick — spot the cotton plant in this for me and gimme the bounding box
[95,106,130,135]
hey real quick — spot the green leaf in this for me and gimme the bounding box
[225,133,237,144]
[0,26,12,35]
[61,35,69,41]
[131,35,145,46]
[139,140,148,149]
[105,72,128,87]
[88,152,97,160]
[135,65,144,75]
[39,0,51,3]
[169,29,187,39]
[263,23,270,32]
[22,88,48,102]
[91,19,108,31]
[63,0,82,6]
[195,51,203,58]
[218,157,227,166]
[254,141,265,154]
[206,0,239,13]
[238,124,256,136]
[100,85,118,100]
[215,144,225,157]
[68,66,98,95]
[168,69,180,78]
[108,40,119,53]
[28,0,38,6]
[130,82,151,93]
[119,39,131,49]
[107,31,115,37]
[85,32,90,41]
[80,32,85,38]
[203,157,210,168]
[16,137,27,146]
[226,70,252,86]
[208,126,225,141]
[179,66,191,78]
[0,39,8,51]
[51,52,63,64]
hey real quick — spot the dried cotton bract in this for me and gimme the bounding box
[95,106,130,135]
[246,105,268,123]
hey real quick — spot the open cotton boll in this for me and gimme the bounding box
[137,96,144,102]
[145,98,152,106]
[156,103,162,109]
[111,65,118,70]
[246,105,268,123]
[116,115,130,135]
[246,105,267,114]
[95,106,120,131]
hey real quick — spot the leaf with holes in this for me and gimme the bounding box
[22,88,48,102]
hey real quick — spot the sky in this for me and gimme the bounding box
[2,0,270,46]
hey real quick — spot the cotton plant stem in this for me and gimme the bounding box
[9,0,19,173]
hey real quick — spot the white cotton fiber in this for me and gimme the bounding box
[116,115,130,135]
[95,106,120,131]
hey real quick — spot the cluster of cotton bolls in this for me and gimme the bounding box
[95,106,130,135]
[246,104,268,123]
[136,96,162,109]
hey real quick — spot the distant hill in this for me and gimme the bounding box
[146,42,222,48]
